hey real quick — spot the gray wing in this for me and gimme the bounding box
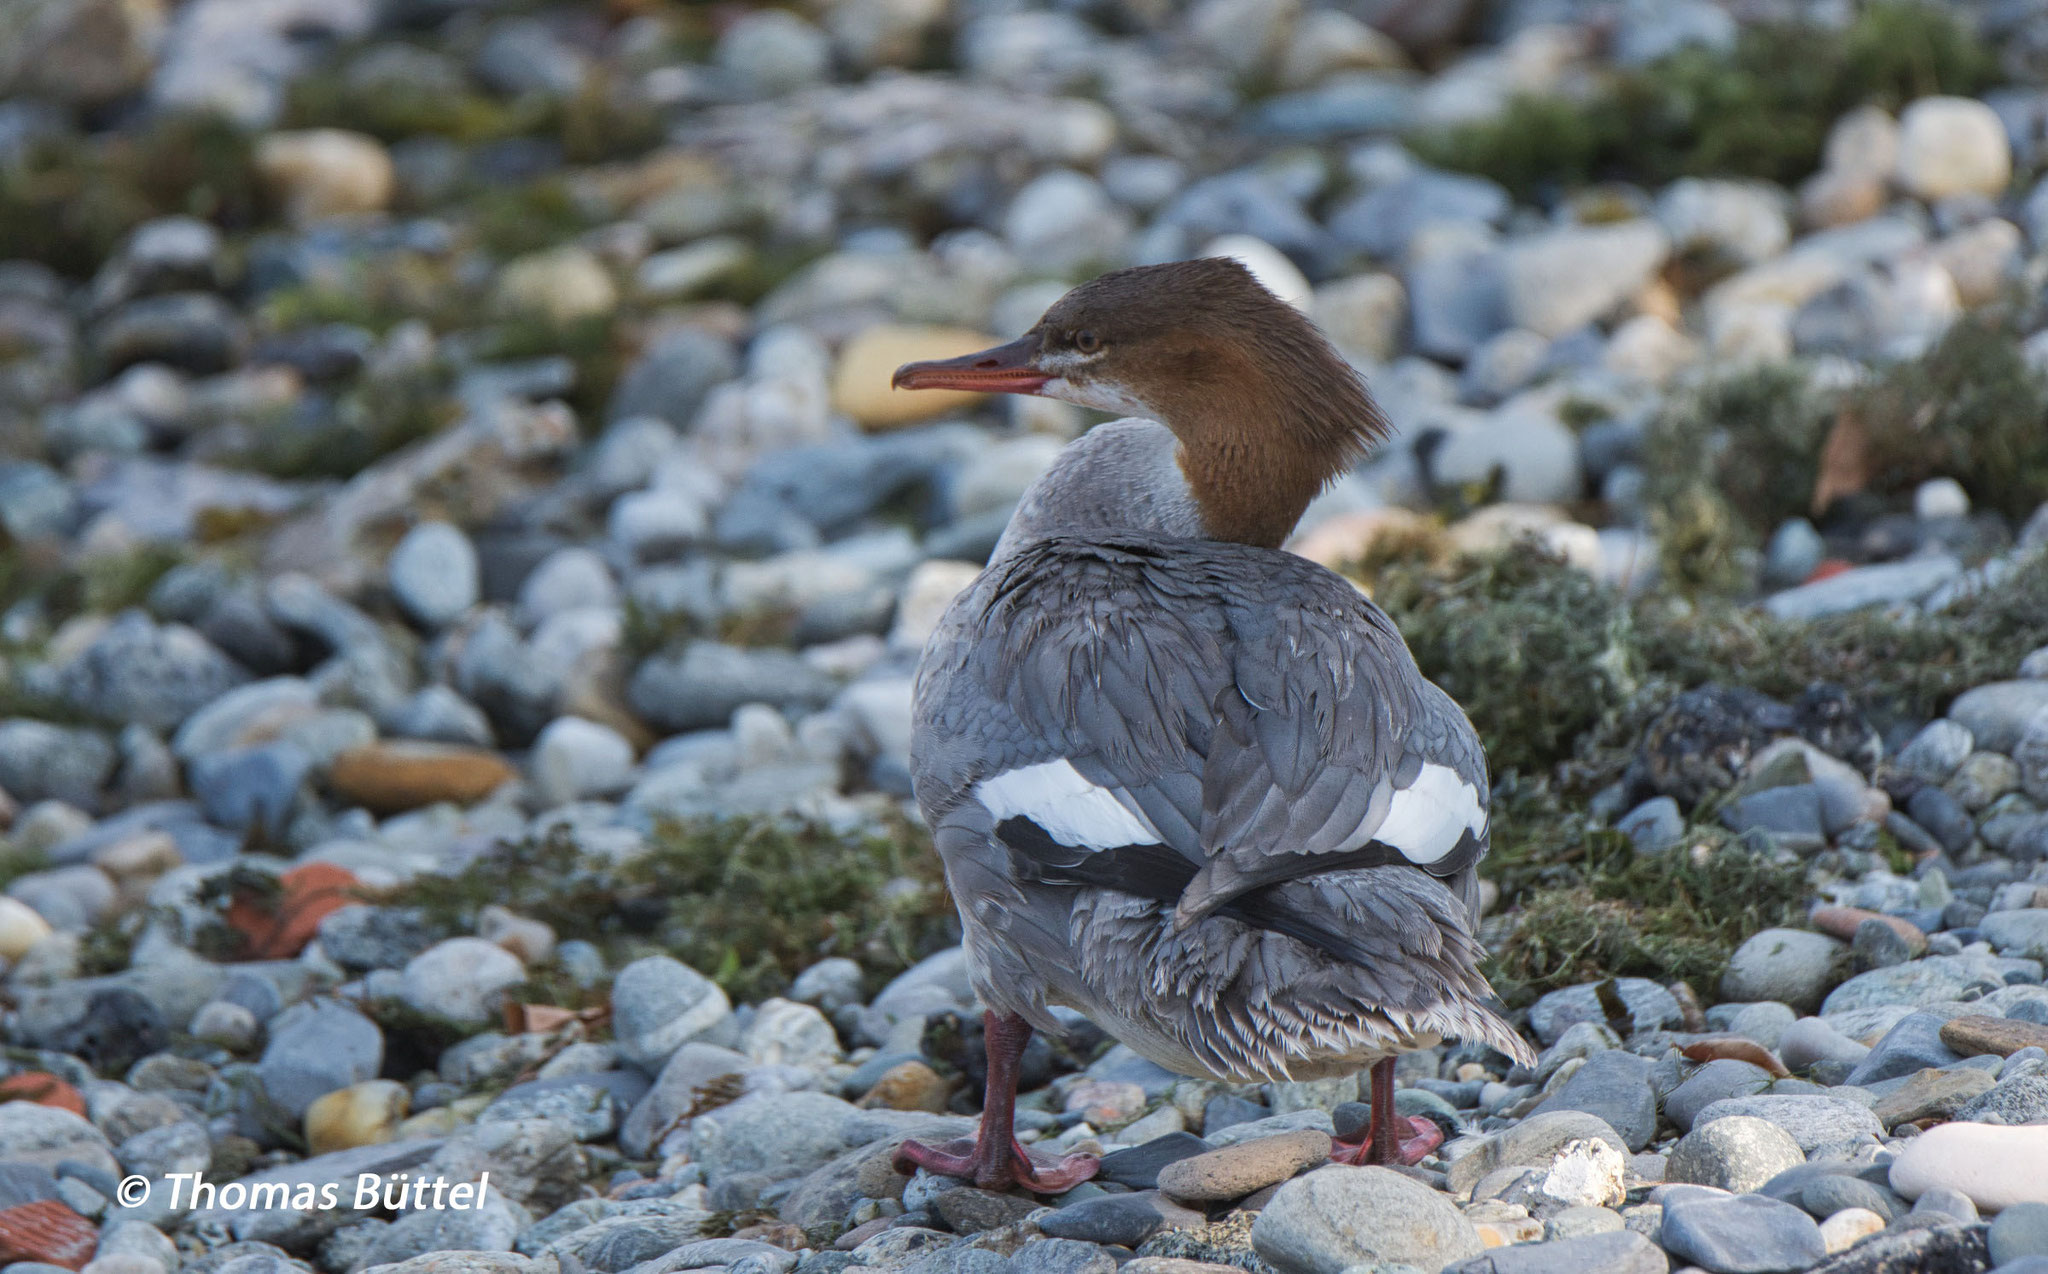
[1179,553,1489,925]
[912,534,1489,927]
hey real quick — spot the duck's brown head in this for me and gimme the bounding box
[892,257,1388,549]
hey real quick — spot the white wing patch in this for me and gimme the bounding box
[977,759,1163,850]
[1365,763,1487,865]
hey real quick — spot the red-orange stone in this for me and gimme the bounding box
[227,861,363,960]
[0,1199,98,1269]
[0,1072,87,1116]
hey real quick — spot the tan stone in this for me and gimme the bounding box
[858,1060,952,1114]
[1871,1066,1996,1127]
[1819,1206,1885,1254]
[328,742,517,814]
[0,896,54,960]
[305,1079,409,1155]
[496,246,619,324]
[1158,1129,1334,1203]
[1939,1014,2048,1059]
[256,130,394,226]
[832,325,999,429]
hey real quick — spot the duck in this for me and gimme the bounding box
[887,257,1536,1193]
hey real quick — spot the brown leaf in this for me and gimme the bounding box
[1682,1036,1791,1079]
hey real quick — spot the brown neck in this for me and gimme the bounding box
[1157,342,1386,550]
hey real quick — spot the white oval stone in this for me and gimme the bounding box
[1890,1122,2048,1210]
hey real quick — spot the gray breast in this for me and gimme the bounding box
[991,418,1205,561]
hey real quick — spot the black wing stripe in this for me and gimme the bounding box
[992,816,1462,968]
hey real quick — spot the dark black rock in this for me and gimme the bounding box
[930,1188,1038,1235]
[1037,1192,1177,1247]
[1802,1224,1990,1274]
[54,988,168,1076]
[1096,1133,1210,1190]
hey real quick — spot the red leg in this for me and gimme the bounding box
[1330,1057,1445,1166]
[893,1011,1099,1192]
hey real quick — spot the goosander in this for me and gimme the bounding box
[889,257,1535,1193]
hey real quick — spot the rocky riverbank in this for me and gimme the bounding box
[6,0,2048,1272]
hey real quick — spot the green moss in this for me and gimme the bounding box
[1372,543,1645,777]
[1841,310,2048,522]
[0,845,50,892]
[0,115,262,277]
[284,62,558,148]
[1411,2,1998,196]
[1483,783,1811,1003]
[395,817,955,1005]
[1373,537,2048,791]
[475,313,623,422]
[1643,362,1836,542]
[465,179,600,260]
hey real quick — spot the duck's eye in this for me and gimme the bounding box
[1074,330,1101,353]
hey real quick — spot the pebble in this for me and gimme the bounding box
[401,938,526,1026]
[1156,1129,1332,1203]
[1889,1122,2048,1210]
[304,1080,410,1154]
[388,523,480,631]
[1251,1166,1483,1274]
[1721,929,1844,1013]
[1667,1116,1805,1194]
[1938,1014,2048,1057]
[1445,1229,1666,1274]
[1895,96,2013,201]
[1660,1191,1827,1274]
[327,743,518,814]
[1817,1206,1887,1254]
[611,956,733,1072]
[1990,1203,2048,1267]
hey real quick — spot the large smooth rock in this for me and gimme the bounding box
[1890,1122,2048,1211]
[1528,1049,1657,1152]
[1666,1116,1806,1194]
[1660,1190,1827,1274]
[1500,220,1670,338]
[1251,1165,1484,1274]
[1721,929,1844,1014]
[1690,1096,1883,1154]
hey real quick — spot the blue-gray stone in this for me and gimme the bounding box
[1618,796,1684,854]
[256,999,383,1118]
[1797,1173,1901,1221]
[1530,1049,1657,1151]
[188,743,311,838]
[1202,1095,1268,1136]
[1723,784,1828,851]
[1659,1191,1826,1274]
[1955,1073,2048,1124]
[1991,1202,2048,1266]
[1666,1059,1774,1132]
[1528,979,1683,1045]
[1907,786,1977,854]
[1006,1237,1117,1274]
[1845,1012,1965,1086]
[1327,169,1511,261]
